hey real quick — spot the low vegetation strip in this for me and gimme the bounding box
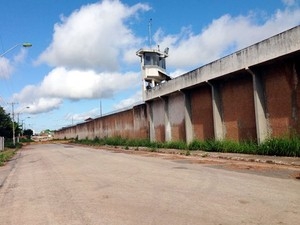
[71,136,300,157]
[0,149,17,166]
[0,140,24,166]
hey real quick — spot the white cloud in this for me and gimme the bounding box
[0,57,13,79]
[123,47,142,64]
[0,48,29,79]
[282,0,297,6]
[13,67,140,113]
[26,98,63,114]
[37,0,150,71]
[65,108,99,122]
[13,85,63,114]
[169,69,189,78]
[13,1,300,117]
[13,48,28,64]
[21,0,148,115]
[154,5,300,70]
[39,67,140,100]
[113,90,142,110]
[17,98,62,115]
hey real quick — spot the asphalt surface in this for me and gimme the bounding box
[0,143,299,225]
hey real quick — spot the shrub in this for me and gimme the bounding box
[258,137,300,157]
[93,136,101,144]
[188,140,205,150]
[164,141,187,150]
[19,138,34,143]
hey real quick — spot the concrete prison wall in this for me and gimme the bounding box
[55,26,300,144]
[54,104,148,140]
[146,25,300,143]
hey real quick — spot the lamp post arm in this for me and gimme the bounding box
[0,43,32,57]
[0,44,19,57]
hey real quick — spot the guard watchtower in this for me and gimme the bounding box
[136,47,171,93]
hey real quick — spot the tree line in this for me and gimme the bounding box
[0,106,33,141]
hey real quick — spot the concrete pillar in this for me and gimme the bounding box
[207,82,224,140]
[161,97,172,142]
[147,102,155,142]
[246,68,269,143]
[182,90,193,143]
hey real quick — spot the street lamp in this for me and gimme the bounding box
[21,117,31,137]
[16,106,30,142]
[2,43,32,146]
[0,42,32,57]
[17,106,30,123]
[12,105,30,145]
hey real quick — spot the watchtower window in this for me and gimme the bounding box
[159,57,166,69]
[145,55,151,65]
[144,53,159,66]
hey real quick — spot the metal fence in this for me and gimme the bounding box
[0,137,4,151]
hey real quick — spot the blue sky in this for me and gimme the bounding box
[0,0,300,133]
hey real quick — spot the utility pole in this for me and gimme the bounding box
[9,102,18,146]
[99,99,102,117]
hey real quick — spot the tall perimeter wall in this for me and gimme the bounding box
[54,104,149,140]
[55,26,300,143]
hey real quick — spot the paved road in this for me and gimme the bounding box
[0,144,299,225]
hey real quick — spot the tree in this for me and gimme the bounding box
[23,129,33,139]
[0,106,13,138]
[15,122,22,137]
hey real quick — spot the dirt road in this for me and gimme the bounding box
[0,143,299,225]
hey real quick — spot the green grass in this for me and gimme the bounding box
[19,138,34,143]
[163,141,187,150]
[0,149,17,166]
[71,136,300,157]
[257,137,300,157]
[188,139,257,154]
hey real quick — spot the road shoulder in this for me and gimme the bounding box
[0,150,21,188]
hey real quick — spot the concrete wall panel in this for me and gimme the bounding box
[133,105,149,139]
[295,58,300,133]
[168,93,185,141]
[263,59,299,137]
[152,99,165,142]
[221,73,256,141]
[191,85,214,140]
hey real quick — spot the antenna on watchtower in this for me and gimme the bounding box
[148,18,152,48]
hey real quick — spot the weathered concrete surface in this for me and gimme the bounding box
[55,104,148,140]
[0,144,299,225]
